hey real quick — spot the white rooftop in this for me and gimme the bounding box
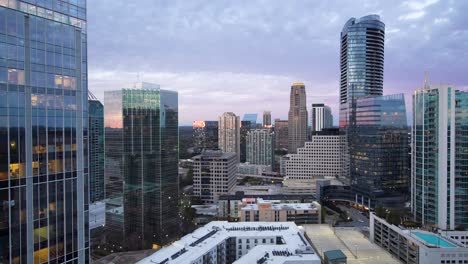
[240,199,320,211]
[137,221,320,264]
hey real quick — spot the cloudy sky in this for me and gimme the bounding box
[87,0,468,125]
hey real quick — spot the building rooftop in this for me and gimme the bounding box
[137,221,320,264]
[240,198,320,211]
[324,249,347,260]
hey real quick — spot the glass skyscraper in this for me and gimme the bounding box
[0,0,88,263]
[88,94,103,203]
[339,15,384,127]
[348,94,410,208]
[104,83,179,250]
[412,82,468,230]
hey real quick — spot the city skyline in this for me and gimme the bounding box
[87,0,467,125]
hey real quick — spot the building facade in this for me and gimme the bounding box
[104,83,179,250]
[0,1,89,263]
[240,120,250,162]
[339,15,384,127]
[193,151,238,204]
[88,95,104,203]
[219,112,241,162]
[246,129,275,166]
[412,83,468,230]
[288,83,308,153]
[274,119,288,151]
[311,103,333,132]
[242,113,258,128]
[193,120,218,150]
[263,111,272,128]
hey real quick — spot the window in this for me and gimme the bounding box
[8,69,25,85]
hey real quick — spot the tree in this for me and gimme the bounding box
[387,210,401,225]
[375,206,386,218]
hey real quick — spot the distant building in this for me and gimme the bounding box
[89,95,105,203]
[246,129,275,166]
[412,82,468,230]
[311,103,333,132]
[288,82,308,153]
[237,163,272,176]
[243,113,258,128]
[370,213,468,264]
[219,112,241,161]
[274,119,289,150]
[104,83,179,249]
[263,111,272,128]
[137,221,320,264]
[193,120,219,149]
[193,151,238,204]
[240,120,251,162]
[239,198,321,224]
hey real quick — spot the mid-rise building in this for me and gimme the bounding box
[89,94,105,203]
[263,111,272,128]
[288,83,308,153]
[370,213,468,264]
[193,151,238,204]
[246,129,275,166]
[239,198,321,224]
[274,119,289,150]
[104,83,179,250]
[193,120,219,150]
[219,112,241,162]
[412,81,468,230]
[0,1,89,263]
[311,103,333,132]
[137,221,320,264]
[283,129,348,194]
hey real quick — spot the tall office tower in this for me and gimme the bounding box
[240,120,251,162]
[412,82,468,230]
[274,119,288,150]
[283,129,348,194]
[246,129,275,166]
[263,111,272,128]
[193,151,237,204]
[193,120,219,150]
[88,94,104,203]
[288,82,308,153]
[104,83,179,250]
[339,15,384,127]
[219,112,241,162]
[0,1,89,263]
[243,113,258,128]
[348,94,409,208]
[311,104,333,132]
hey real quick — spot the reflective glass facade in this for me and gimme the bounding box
[88,98,103,203]
[0,0,88,263]
[104,83,179,250]
[412,84,468,230]
[348,94,410,208]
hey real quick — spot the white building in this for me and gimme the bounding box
[137,221,320,264]
[311,103,333,132]
[219,112,241,161]
[237,163,272,176]
[370,213,468,264]
[193,151,238,204]
[283,129,348,194]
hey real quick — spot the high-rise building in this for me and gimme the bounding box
[240,120,251,162]
[88,94,105,203]
[348,94,409,208]
[263,111,272,128]
[193,120,218,150]
[339,15,385,127]
[0,1,89,263]
[311,104,333,132]
[193,151,237,204]
[219,112,241,161]
[412,82,468,230]
[242,113,258,128]
[246,129,275,166]
[104,83,179,249]
[288,82,308,153]
[274,119,288,151]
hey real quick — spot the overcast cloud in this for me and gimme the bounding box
[87,0,468,125]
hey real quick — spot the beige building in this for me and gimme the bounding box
[238,198,321,224]
[218,112,241,161]
[288,82,308,153]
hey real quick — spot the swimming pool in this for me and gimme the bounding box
[412,232,457,248]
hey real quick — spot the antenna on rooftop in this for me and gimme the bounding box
[423,71,429,89]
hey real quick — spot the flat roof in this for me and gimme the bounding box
[137,221,320,264]
[411,231,457,248]
[240,201,319,211]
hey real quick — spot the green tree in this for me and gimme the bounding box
[375,206,386,218]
